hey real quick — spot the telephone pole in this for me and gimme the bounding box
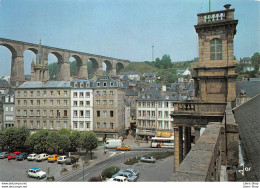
[152,44,154,62]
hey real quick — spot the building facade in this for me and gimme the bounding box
[15,81,71,132]
[70,81,94,132]
[92,76,126,139]
[136,90,176,140]
[3,90,15,129]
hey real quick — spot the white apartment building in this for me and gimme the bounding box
[71,81,94,132]
[136,89,177,140]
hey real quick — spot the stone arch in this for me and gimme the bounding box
[49,51,63,64]
[88,57,99,78]
[0,43,17,57]
[103,60,113,75]
[69,54,84,78]
[24,47,38,55]
[116,62,125,74]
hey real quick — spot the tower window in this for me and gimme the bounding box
[210,39,222,60]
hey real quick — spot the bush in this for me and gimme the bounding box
[124,156,140,165]
[88,175,102,182]
[145,151,174,160]
[101,166,120,180]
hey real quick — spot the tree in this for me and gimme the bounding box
[0,130,4,151]
[48,62,57,80]
[80,131,98,159]
[251,52,260,72]
[16,127,30,149]
[161,54,172,69]
[58,128,70,137]
[3,127,19,151]
[58,134,70,154]
[46,131,60,153]
[32,130,49,153]
[69,130,81,150]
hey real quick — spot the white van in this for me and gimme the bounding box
[105,139,122,149]
[36,153,49,162]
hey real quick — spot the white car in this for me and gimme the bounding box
[27,154,37,161]
[27,168,46,179]
[36,153,49,162]
[57,155,68,164]
[107,176,129,182]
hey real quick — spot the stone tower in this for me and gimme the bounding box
[31,40,49,81]
[194,4,238,103]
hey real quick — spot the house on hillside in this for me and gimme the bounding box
[177,69,191,76]
[143,72,156,78]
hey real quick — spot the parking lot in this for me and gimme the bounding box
[0,156,76,182]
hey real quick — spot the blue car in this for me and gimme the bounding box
[16,152,28,161]
[112,171,138,182]
[140,156,156,163]
[125,168,139,177]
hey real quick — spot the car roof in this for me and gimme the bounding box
[114,176,127,180]
[30,167,40,170]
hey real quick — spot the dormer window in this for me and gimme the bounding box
[97,82,100,87]
[74,83,78,88]
[103,82,107,87]
[86,82,90,88]
[80,82,84,88]
[110,82,114,87]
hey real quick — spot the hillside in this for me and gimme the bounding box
[120,62,158,74]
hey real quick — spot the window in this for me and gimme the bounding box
[110,91,114,95]
[171,102,174,107]
[43,110,47,116]
[97,82,100,87]
[10,107,13,112]
[50,121,53,129]
[210,38,222,60]
[57,110,61,117]
[50,91,54,96]
[24,120,27,127]
[86,122,90,129]
[96,122,100,128]
[24,110,27,116]
[86,101,90,106]
[110,111,114,117]
[165,102,169,108]
[24,91,27,97]
[64,121,67,128]
[43,91,47,96]
[43,121,47,129]
[73,92,78,98]
[73,110,78,118]
[158,121,162,129]
[30,91,34,97]
[30,110,33,116]
[96,91,100,96]
[64,91,67,96]
[147,102,150,107]
[50,110,53,116]
[103,91,107,96]
[64,110,68,117]
[79,101,84,107]
[79,92,84,98]
[80,121,84,129]
[50,100,53,106]
[158,102,162,108]
[164,111,169,118]
[74,122,78,129]
[103,82,107,87]
[142,102,146,107]
[79,110,84,118]
[37,110,40,116]
[142,111,146,117]
[57,100,60,106]
[103,110,107,117]
[110,123,114,129]
[158,111,162,118]
[17,110,21,116]
[37,91,40,96]
[5,115,14,121]
[30,121,33,129]
[17,100,20,106]
[64,100,67,106]
[85,110,90,118]
[138,110,141,117]
[103,100,107,105]
[5,106,8,112]
[165,121,169,129]
[73,101,78,106]
[24,100,27,106]
[109,100,114,105]
[18,91,21,97]
[96,100,100,105]
[97,111,100,117]
[57,91,61,96]
[138,102,141,107]
[57,121,61,130]
[43,100,46,106]
[86,92,90,98]
[37,100,40,106]
[103,122,107,128]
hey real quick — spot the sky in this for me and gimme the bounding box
[0,0,259,77]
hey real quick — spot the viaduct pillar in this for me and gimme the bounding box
[11,54,24,87]
[174,126,184,171]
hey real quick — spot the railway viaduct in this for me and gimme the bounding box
[0,38,130,86]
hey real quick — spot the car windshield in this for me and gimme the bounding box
[50,156,54,158]
[35,169,40,172]
[58,157,62,160]
[28,154,33,157]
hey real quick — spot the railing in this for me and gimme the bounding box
[197,8,235,24]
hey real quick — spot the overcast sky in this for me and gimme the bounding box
[0,0,259,76]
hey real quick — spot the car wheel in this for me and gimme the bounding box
[37,176,40,179]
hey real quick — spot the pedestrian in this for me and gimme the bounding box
[104,149,106,155]
[8,155,11,162]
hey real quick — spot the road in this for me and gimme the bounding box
[57,149,174,182]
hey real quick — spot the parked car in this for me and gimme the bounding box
[66,157,78,165]
[140,156,156,163]
[27,154,37,161]
[0,152,9,159]
[36,153,49,162]
[112,171,137,182]
[48,154,60,162]
[9,152,21,159]
[107,176,129,182]
[124,168,139,177]
[27,167,46,179]
[16,152,28,161]
[57,155,68,164]
[116,144,131,151]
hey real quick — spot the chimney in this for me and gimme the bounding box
[224,4,231,10]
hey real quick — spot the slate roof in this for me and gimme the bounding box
[18,81,71,89]
[233,94,260,181]
[0,79,10,88]
[18,81,43,88]
[136,89,178,101]
[236,81,260,98]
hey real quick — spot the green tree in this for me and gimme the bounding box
[58,128,71,137]
[16,127,30,149]
[3,127,19,151]
[24,133,37,152]
[80,131,98,159]
[70,61,77,76]
[87,60,93,79]
[32,130,49,153]
[161,54,172,69]
[69,130,81,150]
[48,62,57,80]
[58,134,70,154]
[251,52,260,72]
[46,131,60,153]
[0,130,4,151]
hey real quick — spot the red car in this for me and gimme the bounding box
[9,152,21,159]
